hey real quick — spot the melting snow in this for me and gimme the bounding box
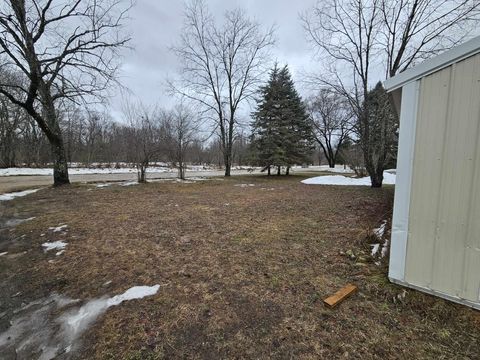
[0,252,7,257]
[42,241,67,252]
[371,220,389,260]
[0,189,40,201]
[370,244,380,256]
[119,181,138,186]
[381,239,390,258]
[292,165,355,174]
[301,172,396,186]
[49,224,68,233]
[0,167,173,176]
[373,220,387,239]
[95,183,112,188]
[4,217,36,227]
[0,285,160,359]
[107,285,160,306]
[234,183,255,188]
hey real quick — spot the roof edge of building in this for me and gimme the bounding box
[384,35,480,92]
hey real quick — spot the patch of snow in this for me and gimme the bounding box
[4,217,36,227]
[0,189,40,201]
[373,220,387,239]
[95,183,112,188]
[42,241,67,252]
[234,183,255,188]
[175,179,196,184]
[370,244,380,257]
[49,224,68,233]
[56,250,65,256]
[301,171,396,186]
[0,252,7,257]
[188,177,210,181]
[0,285,160,359]
[381,238,390,258]
[119,181,138,187]
[292,165,355,174]
[106,285,160,306]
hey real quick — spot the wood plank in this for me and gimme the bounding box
[323,284,357,308]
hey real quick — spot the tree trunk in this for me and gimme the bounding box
[138,166,146,183]
[327,149,335,168]
[178,161,185,180]
[51,138,70,186]
[286,166,290,175]
[224,152,231,177]
[370,171,383,188]
[277,166,281,176]
[267,165,271,176]
[39,86,70,186]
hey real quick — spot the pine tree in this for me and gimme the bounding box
[360,82,398,185]
[251,65,314,175]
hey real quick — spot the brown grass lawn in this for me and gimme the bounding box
[0,175,479,359]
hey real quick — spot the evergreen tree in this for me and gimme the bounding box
[360,82,398,184]
[251,65,314,175]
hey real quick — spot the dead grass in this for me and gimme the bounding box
[0,175,479,359]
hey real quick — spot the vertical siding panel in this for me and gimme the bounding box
[405,68,451,287]
[462,54,480,302]
[431,55,480,296]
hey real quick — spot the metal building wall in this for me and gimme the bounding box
[405,53,480,304]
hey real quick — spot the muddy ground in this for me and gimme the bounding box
[0,175,479,359]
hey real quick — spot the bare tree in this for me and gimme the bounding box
[123,101,163,183]
[381,0,480,77]
[0,71,30,167]
[0,0,131,186]
[302,0,480,187]
[164,104,198,180]
[171,0,274,176]
[307,89,353,168]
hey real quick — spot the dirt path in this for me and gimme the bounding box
[0,169,259,193]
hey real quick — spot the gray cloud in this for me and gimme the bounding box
[109,0,317,122]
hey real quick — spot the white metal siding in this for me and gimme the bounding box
[405,53,480,303]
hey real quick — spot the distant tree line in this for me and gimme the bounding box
[0,97,250,172]
[0,62,396,180]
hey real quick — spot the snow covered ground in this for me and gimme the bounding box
[0,166,172,176]
[291,165,355,174]
[301,171,396,186]
[0,164,221,177]
[0,188,41,201]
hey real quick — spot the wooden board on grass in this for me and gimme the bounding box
[323,284,357,308]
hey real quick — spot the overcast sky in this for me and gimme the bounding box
[109,0,317,121]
